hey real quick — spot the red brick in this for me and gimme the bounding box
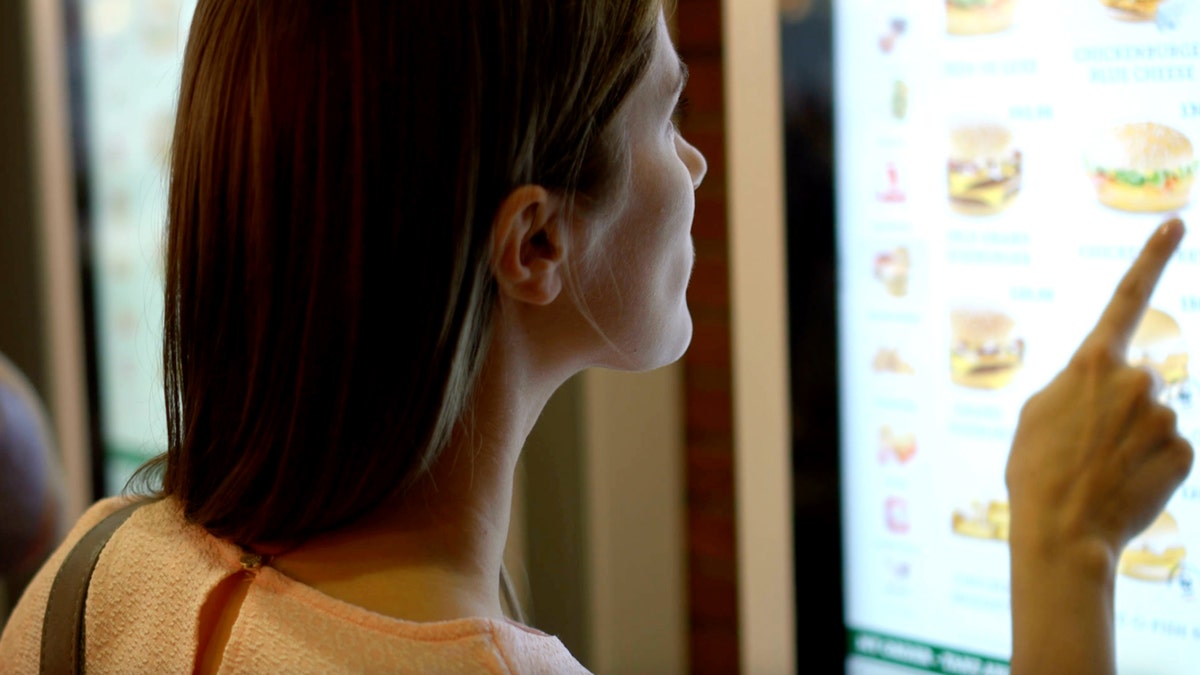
[677,0,739,671]
[674,0,723,53]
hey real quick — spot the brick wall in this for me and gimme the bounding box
[675,1,740,672]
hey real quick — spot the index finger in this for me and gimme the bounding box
[1086,218,1185,357]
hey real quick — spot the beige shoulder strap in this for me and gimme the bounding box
[40,501,144,675]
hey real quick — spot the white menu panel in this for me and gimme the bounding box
[837,2,1200,672]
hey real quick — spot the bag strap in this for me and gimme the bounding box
[40,501,145,675]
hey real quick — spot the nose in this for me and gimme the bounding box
[680,136,707,190]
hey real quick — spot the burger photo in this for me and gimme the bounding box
[1085,122,1196,213]
[1100,0,1164,21]
[951,500,1010,541]
[946,0,1017,35]
[950,307,1024,389]
[1118,511,1187,582]
[948,123,1022,216]
[1128,307,1192,407]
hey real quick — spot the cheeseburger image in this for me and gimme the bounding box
[952,500,1010,541]
[1119,511,1187,582]
[947,0,1017,35]
[950,307,1024,389]
[1128,308,1191,406]
[1085,122,1196,213]
[1101,0,1164,21]
[948,124,1022,216]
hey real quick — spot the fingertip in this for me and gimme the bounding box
[1157,217,1185,245]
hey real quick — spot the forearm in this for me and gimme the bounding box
[1009,538,1117,675]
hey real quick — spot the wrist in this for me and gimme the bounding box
[1008,520,1118,675]
[1009,528,1117,585]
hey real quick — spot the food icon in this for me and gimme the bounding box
[891,80,909,120]
[946,0,1016,35]
[1085,122,1196,213]
[885,496,911,534]
[873,246,911,297]
[951,500,1009,540]
[1119,511,1187,581]
[1101,0,1165,21]
[879,17,908,52]
[877,162,907,203]
[873,348,915,374]
[950,307,1024,389]
[878,426,917,464]
[948,124,1022,215]
[1129,308,1192,407]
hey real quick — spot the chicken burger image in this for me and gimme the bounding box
[1129,308,1191,406]
[1119,511,1187,582]
[1101,0,1164,21]
[947,0,1017,35]
[948,124,1022,216]
[1085,122,1196,213]
[950,307,1024,389]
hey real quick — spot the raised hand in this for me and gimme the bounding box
[1006,218,1194,675]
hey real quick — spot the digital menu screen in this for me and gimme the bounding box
[75,0,197,493]
[835,2,1200,672]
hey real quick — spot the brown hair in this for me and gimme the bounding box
[149,0,659,545]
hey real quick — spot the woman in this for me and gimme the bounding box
[2,0,702,671]
[0,0,1188,672]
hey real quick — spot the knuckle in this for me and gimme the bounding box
[1152,405,1179,435]
[1069,345,1114,374]
[1169,438,1195,480]
[1126,368,1156,396]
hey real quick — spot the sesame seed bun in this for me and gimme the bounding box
[951,307,1015,343]
[949,124,1015,162]
[1089,123,1193,173]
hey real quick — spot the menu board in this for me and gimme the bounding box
[836,1,1200,672]
[78,0,197,493]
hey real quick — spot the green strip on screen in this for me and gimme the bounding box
[104,440,160,466]
[847,629,1011,675]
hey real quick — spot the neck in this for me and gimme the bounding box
[267,326,566,623]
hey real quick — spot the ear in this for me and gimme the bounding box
[491,185,567,306]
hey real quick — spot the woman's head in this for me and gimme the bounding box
[158,0,692,545]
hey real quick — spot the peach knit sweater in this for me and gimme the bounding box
[0,496,590,673]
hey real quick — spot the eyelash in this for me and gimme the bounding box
[671,96,691,129]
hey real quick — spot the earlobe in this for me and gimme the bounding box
[491,185,567,306]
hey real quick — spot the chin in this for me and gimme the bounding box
[624,309,694,372]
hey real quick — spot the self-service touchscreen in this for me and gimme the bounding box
[836,2,1200,672]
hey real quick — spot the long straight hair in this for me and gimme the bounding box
[147,0,659,546]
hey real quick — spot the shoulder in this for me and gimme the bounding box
[486,620,593,674]
[0,495,144,671]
